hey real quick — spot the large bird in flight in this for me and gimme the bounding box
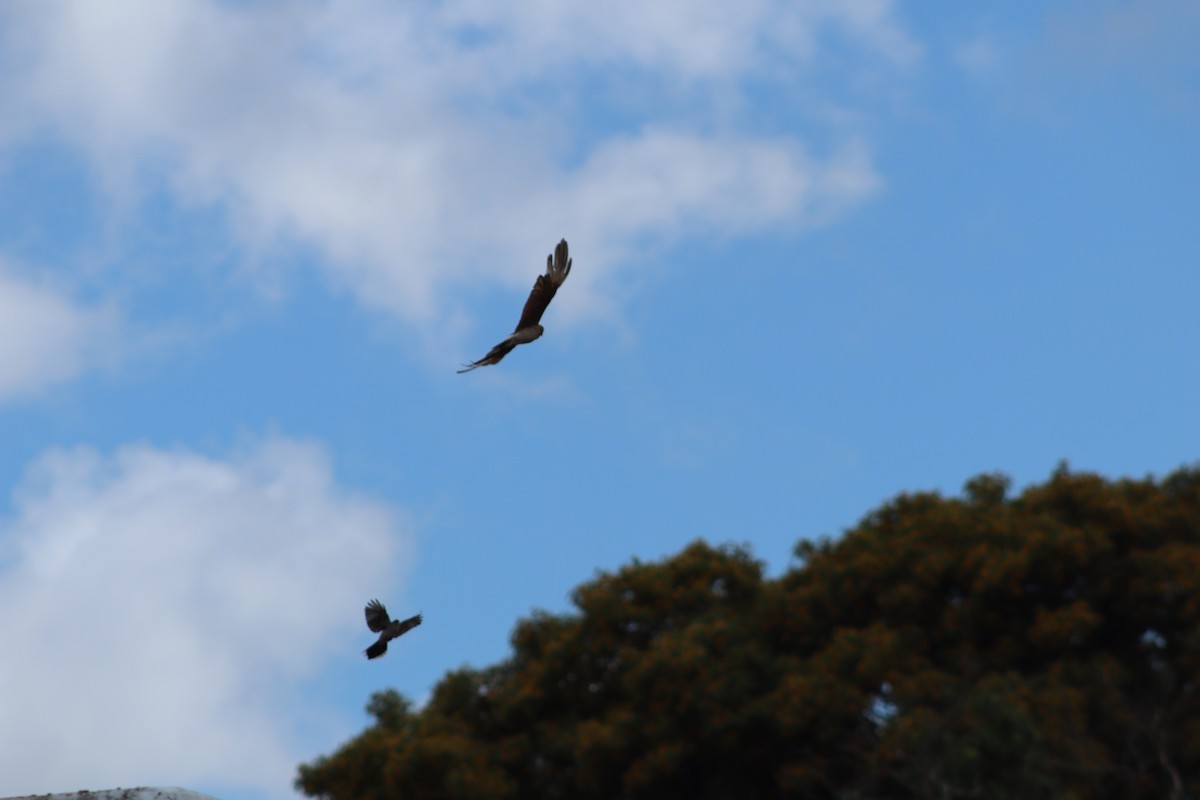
[458,239,572,373]
[363,599,422,659]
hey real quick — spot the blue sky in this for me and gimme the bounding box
[1,2,1197,799]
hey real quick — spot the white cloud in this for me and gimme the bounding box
[568,132,881,248]
[0,262,123,402]
[437,0,920,79]
[0,0,913,333]
[0,437,411,799]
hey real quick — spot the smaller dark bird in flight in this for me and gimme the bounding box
[458,238,573,373]
[363,599,422,660]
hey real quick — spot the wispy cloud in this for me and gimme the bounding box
[953,36,1002,77]
[0,0,912,337]
[0,260,123,402]
[1021,1,1200,119]
[0,437,411,799]
[1042,0,1200,78]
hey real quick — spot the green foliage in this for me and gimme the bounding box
[297,465,1200,799]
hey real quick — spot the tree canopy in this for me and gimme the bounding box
[297,465,1200,799]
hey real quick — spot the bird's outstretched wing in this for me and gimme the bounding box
[392,612,423,638]
[514,239,571,331]
[457,339,520,373]
[364,599,390,633]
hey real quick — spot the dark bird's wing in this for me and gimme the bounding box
[389,612,423,639]
[364,599,390,633]
[457,339,520,373]
[514,239,571,331]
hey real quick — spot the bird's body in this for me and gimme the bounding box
[458,239,571,373]
[363,599,421,659]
